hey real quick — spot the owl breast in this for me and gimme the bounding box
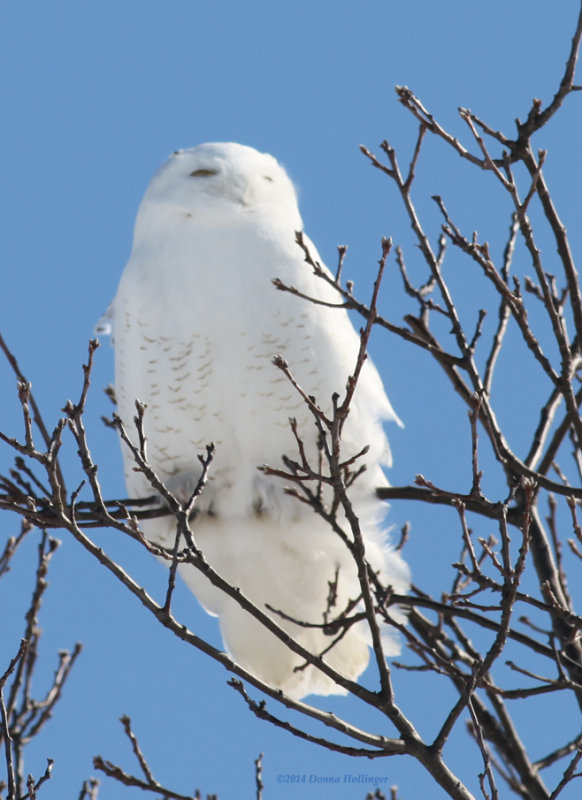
[114,215,358,519]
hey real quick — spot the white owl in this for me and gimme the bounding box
[102,143,410,699]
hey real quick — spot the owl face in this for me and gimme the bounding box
[137,143,301,225]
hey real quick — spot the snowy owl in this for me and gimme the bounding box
[101,143,410,699]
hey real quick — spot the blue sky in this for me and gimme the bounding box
[1,2,581,798]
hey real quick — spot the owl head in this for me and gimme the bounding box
[134,143,303,235]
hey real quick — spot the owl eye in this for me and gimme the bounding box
[190,168,218,177]
[263,175,274,182]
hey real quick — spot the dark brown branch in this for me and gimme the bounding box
[483,213,519,395]
[227,679,402,758]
